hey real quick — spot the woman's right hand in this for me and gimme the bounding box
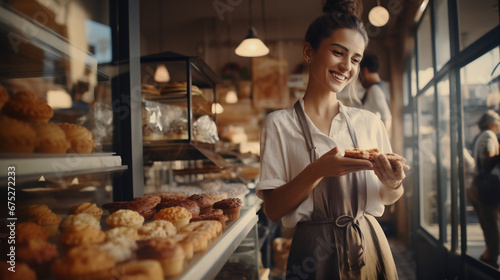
[313,147,373,177]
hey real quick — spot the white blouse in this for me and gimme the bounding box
[256,99,392,228]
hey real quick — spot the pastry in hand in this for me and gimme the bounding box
[3,90,53,123]
[344,148,406,169]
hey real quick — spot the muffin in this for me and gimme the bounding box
[0,85,9,112]
[51,245,116,280]
[3,90,53,123]
[60,213,101,232]
[58,122,95,153]
[154,207,192,231]
[0,262,36,280]
[105,226,140,241]
[69,203,104,221]
[0,115,36,154]
[59,224,106,249]
[171,232,195,260]
[17,238,59,276]
[16,222,49,244]
[27,207,62,237]
[138,220,177,240]
[103,195,160,221]
[213,198,242,221]
[188,194,213,215]
[136,238,185,277]
[31,122,69,153]
[156,198,200,218]
[98,236,138,263]
[111,260,164,280]
[106,209,145,229]
[190,212,228,229]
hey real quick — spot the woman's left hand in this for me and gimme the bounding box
[372,154,409,189]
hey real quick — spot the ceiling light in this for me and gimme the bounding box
[235,0,269,57]
[212,103,224,114]
[368,1,390,27]
[154,64,170,83]
[225,90,238,103]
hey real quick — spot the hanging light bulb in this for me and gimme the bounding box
[235,0,269,57]
[154,64,170,83]
[225,89,239,103]
[212,103,224,114]
[368,0,390,27]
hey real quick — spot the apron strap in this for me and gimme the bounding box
[294,100,316,163]
[335,214,366,270]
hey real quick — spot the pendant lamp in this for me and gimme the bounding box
[235,0,269,57]
[368,0,390,27]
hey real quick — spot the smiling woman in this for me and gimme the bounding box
[256,0,406,279]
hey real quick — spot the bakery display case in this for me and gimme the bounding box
[140,51,228,166]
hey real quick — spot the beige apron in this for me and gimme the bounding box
[285,101,398,280]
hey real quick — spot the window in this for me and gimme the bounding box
[457,0,499,50]
[434,0,451,70]
[417,10,434,90]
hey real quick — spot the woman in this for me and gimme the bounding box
[256,1,408,279]
[468,110,500,268]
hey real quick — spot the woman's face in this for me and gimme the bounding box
[307,28,365,94]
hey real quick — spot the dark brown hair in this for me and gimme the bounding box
[305,0,368,50]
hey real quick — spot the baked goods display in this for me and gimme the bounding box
[58,122,95,154]
[51,245,116,280]
[0,89,97,155]
[160,81,202,95]
[60,213,102,231]
[0,115,36,153]
[154,206,192,230]
[213,198,242,221]
[188,194,213,215]
[156,198,200,218]
[343,148,406,169]
[136,238,185,277]
[68,202,104,221]
[103,195,161,221]
[13,192,248,279]
[3,90,53,123]
[106,209,145,229]
[24,204,62,237]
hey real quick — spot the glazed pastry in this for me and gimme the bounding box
[106,209,145,229]
[105,226,140,241]
[98,236,138,263]
[213,198,242,221]
[138,220,177,240]
[58,122,95,153]
[154,206,192,231]
[3,90,53,123]
[156,198,200,218]
[136,238,185,277]
[111,260,164,280]
[31,122,68,153]
[69,202,103,221]
[60,213,101,231]
[0,262,36,280]
[59,224,106,248]
[51,245,116,280]
[0,115,36,154]
[16,222,49,244]
[188,194,213,215]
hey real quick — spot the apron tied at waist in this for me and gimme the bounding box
[335,214,366,270]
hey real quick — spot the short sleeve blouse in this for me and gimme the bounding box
[256,99,392,228]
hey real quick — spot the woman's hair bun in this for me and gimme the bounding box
[322,0,363,18]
